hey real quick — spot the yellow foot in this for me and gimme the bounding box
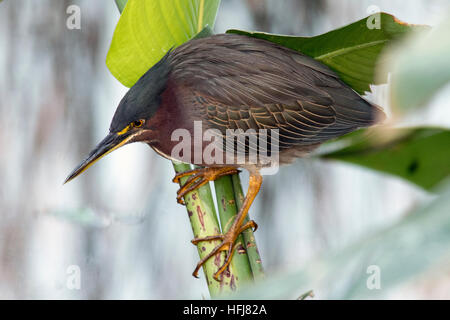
[173,167,239,205]
[191,220,257,281]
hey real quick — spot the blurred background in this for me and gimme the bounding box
[0,0,449,299]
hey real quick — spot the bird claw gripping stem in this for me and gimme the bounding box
[191,219,258,280]
[173,167,240,205]
[173,168,262,280]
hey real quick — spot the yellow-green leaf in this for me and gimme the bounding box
[228,13,426,94]
[107,0,221,87]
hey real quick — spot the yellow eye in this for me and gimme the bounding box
[131,119,145,128]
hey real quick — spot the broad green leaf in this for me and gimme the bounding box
[227,13,426,94]
[383,14,450,113]
[319,127,450,190]
[229,181,450,299]
[107,0,221,87]
[51,208,109,227]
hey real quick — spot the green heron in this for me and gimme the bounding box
[65,34,385,280]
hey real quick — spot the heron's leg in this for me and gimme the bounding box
[173,167,239,204]
[191,172,262,280]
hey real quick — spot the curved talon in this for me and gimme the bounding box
[173,168,203,184]
[173,167,240,205]
[176,176,209,204]
[192,239,233,279]
[190,219,258,280]
[191,234,224,245]
[240,220,258,233]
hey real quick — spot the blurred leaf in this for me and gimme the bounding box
[230,181,450,299]
[383,13,450,113]
[228,13,426,94]
[114,0,128,12]
[50,208,109,227]
[319,127,450,190]
[106,0,221,87]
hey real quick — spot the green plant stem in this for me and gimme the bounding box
[213,175,253,284]
[173,163,235,296]
[231,174,264,279]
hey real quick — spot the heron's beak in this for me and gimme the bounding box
[64,131,136,184]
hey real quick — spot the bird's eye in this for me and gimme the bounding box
[131,119,145,128]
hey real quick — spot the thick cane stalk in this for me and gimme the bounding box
[173,162,235,296]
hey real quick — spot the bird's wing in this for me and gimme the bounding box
[170,34,383,149]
